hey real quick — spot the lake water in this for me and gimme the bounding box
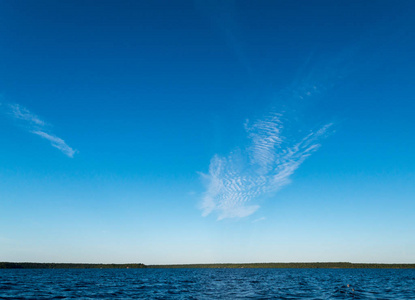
[1,268,414,299]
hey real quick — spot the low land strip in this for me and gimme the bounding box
[1,262,415,269]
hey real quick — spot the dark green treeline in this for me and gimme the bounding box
[0,262,145,269]
[149,262,415,269]
[1,262,415,269]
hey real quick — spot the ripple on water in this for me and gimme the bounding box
[0,268,415,299]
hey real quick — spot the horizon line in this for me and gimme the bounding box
[2,261,415,268]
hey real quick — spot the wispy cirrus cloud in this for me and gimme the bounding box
[9,104,46,127]
[252,217,266,223]
[2,102,77,158]
[200,112,332,220]
[199,51,352,220]
[31,130,76,158]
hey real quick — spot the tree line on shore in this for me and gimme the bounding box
[149,262,415,269]
[0,262,145,269]
[1,262,415,269]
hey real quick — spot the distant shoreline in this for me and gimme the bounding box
[1,262,415,269]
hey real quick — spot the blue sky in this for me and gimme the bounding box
[1,0,414,264]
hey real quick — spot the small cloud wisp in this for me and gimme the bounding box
[32,130,76,158]
[3,103,76,158]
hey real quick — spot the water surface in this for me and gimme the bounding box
[1,268,414,299]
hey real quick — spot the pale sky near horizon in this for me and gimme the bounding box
[1,1,414,264]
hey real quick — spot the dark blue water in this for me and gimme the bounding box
[1,268,414,299]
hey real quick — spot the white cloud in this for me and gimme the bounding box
[32,130,76,158]
[9,104,46,126]
[252,217,266,223]
[2,102,77,158]
[200,112,332,220]
[198,51,351,220]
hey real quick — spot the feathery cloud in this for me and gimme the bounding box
[2,102,77,158]
[199,52,351,220]
[32,130,76,158]
[252,217,266,223]
[200,113,332,220]
[9,104,46,126]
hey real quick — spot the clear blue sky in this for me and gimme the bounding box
[1,0,414,264]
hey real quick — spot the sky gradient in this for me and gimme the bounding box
[1,1,415,264]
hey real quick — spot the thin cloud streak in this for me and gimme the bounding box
[2,102,76,157]
[9,104,46,126]
[32,130,76,158]
[252,217,266,223]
